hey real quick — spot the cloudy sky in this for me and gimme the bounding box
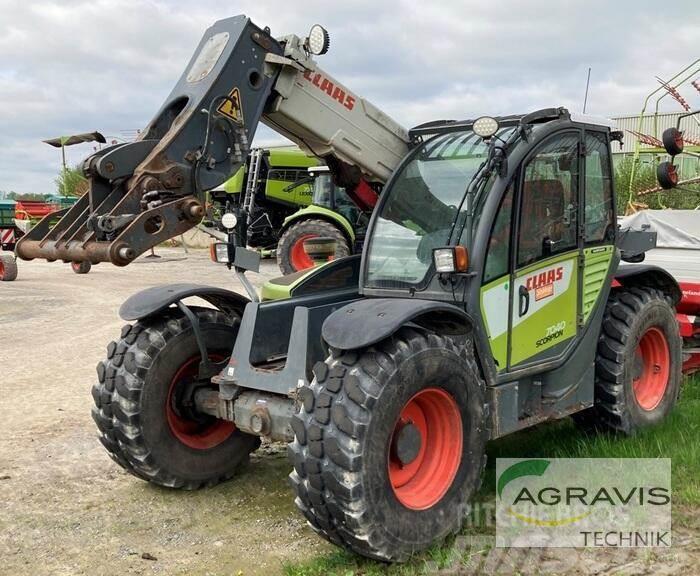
[1,0,698,194]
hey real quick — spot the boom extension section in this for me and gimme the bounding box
[17,16,408,266]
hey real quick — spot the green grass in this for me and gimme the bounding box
[284,373,699,576]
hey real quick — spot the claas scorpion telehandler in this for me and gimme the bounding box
[17,16,687,562]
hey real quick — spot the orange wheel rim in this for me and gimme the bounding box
[289,234,316,271]
[632,327,670,411]
[388,388,462,510]
[166,355,235,449]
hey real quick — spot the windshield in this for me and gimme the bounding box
[365,129,494,288]
[311,173,334,206]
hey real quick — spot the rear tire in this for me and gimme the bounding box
[0,254,18,281]
[71,261,91,274]
[91,306,259,489]
[276,219,350,275]
[288,328,487,562]
[574,286,682,434]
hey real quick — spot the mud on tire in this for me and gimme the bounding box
[288,328,487,562]
[575,286,682,434]
[91,306,259,489]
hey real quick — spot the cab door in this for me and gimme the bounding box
[509,131,582,368]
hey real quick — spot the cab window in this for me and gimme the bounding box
[584,131,614,243]
[517,132,579,267]
[483,183,514,283]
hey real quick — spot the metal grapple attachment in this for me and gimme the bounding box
[16,16,283,266]
[17,151,206,266]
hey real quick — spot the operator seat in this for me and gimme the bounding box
[519,179,565,264]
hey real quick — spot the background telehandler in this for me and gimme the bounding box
[276,165,372,273]
[17,16,690,562]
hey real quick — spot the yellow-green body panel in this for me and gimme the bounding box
[582,245,614,321]
[480,250,583,370]
[223,166,245,194]
[509,251,579,366]
[260,267,317,301]
[221,148,317,207]
[480,275,510,370]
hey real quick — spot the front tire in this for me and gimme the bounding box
[288,328,487,561]
[276,219,350,275]
[0,254,18,281]
[575,286,682,434]
[91,306,259,489]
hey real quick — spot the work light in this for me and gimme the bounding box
[221,212,238,230]
[306,24,330,56]
[472,116,499,139]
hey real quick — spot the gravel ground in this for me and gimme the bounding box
[0,249,331,576]
[2,248,698,576]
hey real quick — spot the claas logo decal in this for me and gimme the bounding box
[302,70,356,111]
[526,266,563,302]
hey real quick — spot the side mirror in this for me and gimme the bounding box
[661,127,684,156]
[656,161,679,190]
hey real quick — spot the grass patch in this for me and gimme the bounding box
[284,374,699,576]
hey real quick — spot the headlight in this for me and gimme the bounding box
[210,242,230,263]
[433,246,469,273]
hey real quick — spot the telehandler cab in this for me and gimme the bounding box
[18,16,684,562]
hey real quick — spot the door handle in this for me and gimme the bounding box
[519,285,530,317]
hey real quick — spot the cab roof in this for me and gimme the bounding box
[409,107,616,142]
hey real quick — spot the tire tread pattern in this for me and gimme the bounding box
[288,328,487,561]
[91,306,248,489]
[576,286,680,434]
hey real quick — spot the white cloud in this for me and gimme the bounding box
[0,0,698,193]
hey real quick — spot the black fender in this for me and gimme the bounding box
[614,263,682,305]
[119,283,250,321]
[322,297,473,351]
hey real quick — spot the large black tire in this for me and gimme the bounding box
[0,254,18,281]
[276,218,350,275]
[574,286,682,434]
[71,260,91,274]
[288,328,487,562]
[91,306,259,489]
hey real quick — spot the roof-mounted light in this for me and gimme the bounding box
[305,24,330,56]
[472,116,499,139]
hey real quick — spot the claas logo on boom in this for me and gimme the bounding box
[302,70,356,111]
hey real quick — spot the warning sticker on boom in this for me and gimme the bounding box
[217,87,243,124]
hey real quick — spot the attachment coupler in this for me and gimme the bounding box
[17,16,282,265]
